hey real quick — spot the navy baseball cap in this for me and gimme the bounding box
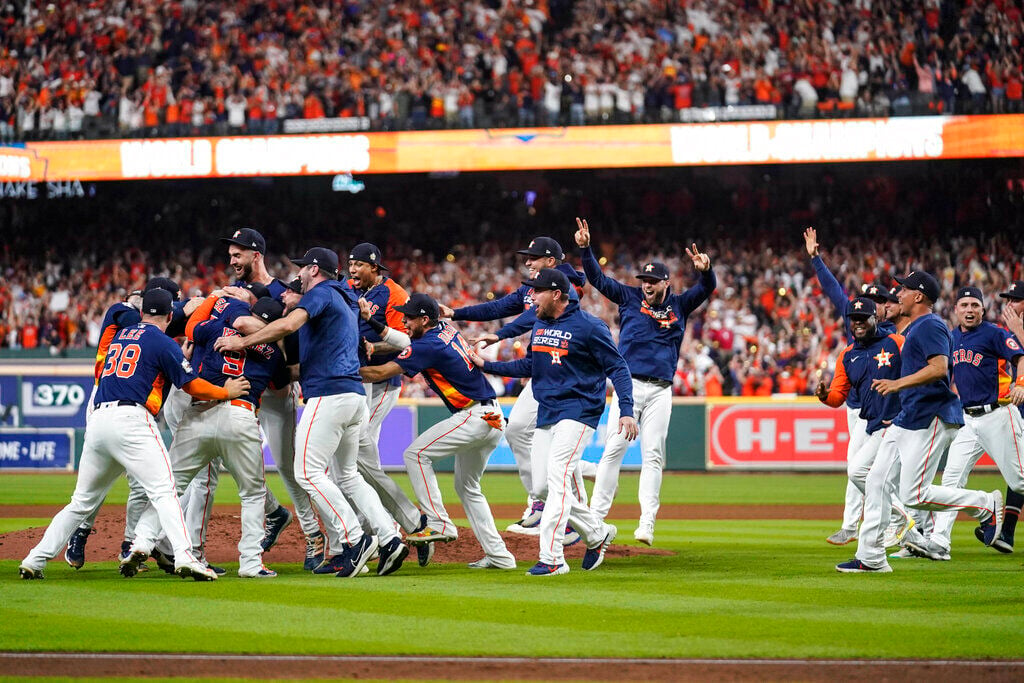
[284,278,302,294]
[999,281,1024,300]
[847,297,878,318]
[637,261,670,281]
[517,237,564,260]
[523,267,571,295]
[144,276,181,301]
[956,286,984,305]
[394,292,439,320]
[142,288,173,316]
[252,297,285,323]
[862,283,897,303]
[894,271,940,303]
[221,228,266,254]
[348,242,389,270]
[243,282,270,300]
[291,247,339,277]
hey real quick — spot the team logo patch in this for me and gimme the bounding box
[398,347,412,359]
[1009,338,1021,351]
[874,350,893,368]
[181,359,194,374]
[640,301,678,329]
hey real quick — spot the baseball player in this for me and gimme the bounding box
[124,295,290,578]
[438,237,588,533]
[19,289,248,581]
[358,292,516,570]
[347,242,425,536]
[910,286,1024,561]
[837,271,1001,573]
[575,218,715,545]
[479,268,636,576]
[804,227,898,546]
[215,247,408,578]
[989,280,1024,551]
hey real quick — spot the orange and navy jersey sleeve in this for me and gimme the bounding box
[185,295,219,340]
[384,278,409,330]
[888,333,905,351]
[823,345,853,408]
[94,325,119,383]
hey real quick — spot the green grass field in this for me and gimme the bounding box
[2,472,1023,660]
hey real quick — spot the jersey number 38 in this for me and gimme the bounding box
[102,343,142,379]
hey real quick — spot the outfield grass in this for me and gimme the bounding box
[2,472,1023,659]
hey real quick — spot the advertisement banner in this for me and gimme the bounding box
[0,428,74,469]
[20,375,93,429]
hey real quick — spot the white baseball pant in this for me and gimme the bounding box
[403,402,514,564]
[591,379,671,526]
[133,401,268,574]
[259,384,320,536]
[840,408,869,532]
[845,427,912,527]
[535,419,614,566]
[856,418,992,567]
[358,381,421,532]
[505,380,539,496]
[295,393,398,554]
[931,406,1024,550]
[22,404,200,572]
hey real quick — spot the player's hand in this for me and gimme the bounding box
[871,378,901,396]
[575,216,591,248]
[363,338,375,359]
[221,285,253,304]
[814,381,830,402]
[468,347,486,368]
[358,298,372,321]
[438,304,455,319]
[182,296,206,316]
[223,377,251,399]
[803,227,819,257]
[472,333,500,348]
[618,416,639,441]
[685,243,711,271]
[1009,385,1024,407]
[181,339,194,361]
[1002,307,1024,340]
[214,334,247,353]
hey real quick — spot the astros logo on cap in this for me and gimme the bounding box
[645,264,655,272]
[853,301,864,309]
[869,286,878,295]
[233,230,241,238]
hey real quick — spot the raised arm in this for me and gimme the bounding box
[575,217,631,305]
[677,243,716,315]
[804,226,849,316]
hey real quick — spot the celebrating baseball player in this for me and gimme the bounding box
[837,271,1002,573]
[19,289,249,581]
[575,217,716,546]
[359,292,516,570]
[214,247,409,578]
[478,267,636,576]
[912,286,1024,561]
[991,280,1024,552]
[439,237,588,534]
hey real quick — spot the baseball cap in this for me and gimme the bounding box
[862,283,897,303]
[956,286,984,305]
[348,242,389,270]
[394,292,439,320]
[242,282,270,300]
[291,247,339,276]
[894,271,940,303]
[636,261,670,281]
[999,280,1024,300]
[284,278,302,294]
[847,297,877,318]
[522,267,571,296]
[517,236,564,260]
[144,276,181,301]
[142,288,173,316]
[251,296,285,323]
[220,228,266,254]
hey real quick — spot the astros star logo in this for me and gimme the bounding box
[233,230,242,238]
[874,349,893,367]
[645,264,655,272]
[853,300,864,310]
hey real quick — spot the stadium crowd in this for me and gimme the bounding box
[1,0,1022,142]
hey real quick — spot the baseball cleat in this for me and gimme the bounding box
[416,542,435,567]
[582,524,617,571]
[891,509,916,546]
[979,490,1005,547]
[882,524,900,549]
[519,500,545,528]
[304,532,326,571]
[119,551,148,578]
[984,527,1014,554]
[468,556,517,570]
[260,505,294,552]
[336,534,378,579]
[564,524,581,547]
[826,528,858,546]
[526,562,569,576]
[634,522,654,546]
[64,527,94,569]
[376,537,409,577]
[150,549,177,575]
[175,561,218,581]
[119,541,149,572]
[505,523,541,536]
[18,564,43,580]
[888,547,917,559]
[835,559,892,573]
[406,528,456,544]
[905,538,951,561]
[204,562,226,576]
[313,553,348,575]
[412,512,428,534]
[239,566,277,578]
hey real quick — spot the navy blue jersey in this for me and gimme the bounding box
[165,300,190,338]
[193,296,250,374]
[453,264,582,322]
[94,323,198,414]
[232,278,288,301]
[351,276,409,388]
[581,247,715,382]
[483,301,633,429]
[295,279,365,398]
[395,321,496,413]
[893,314,963,430]
[94,302,141,383]
[951,322,1023,408]
[824,333,904,434]
[231,279,298,364]
[192,316,288,407]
